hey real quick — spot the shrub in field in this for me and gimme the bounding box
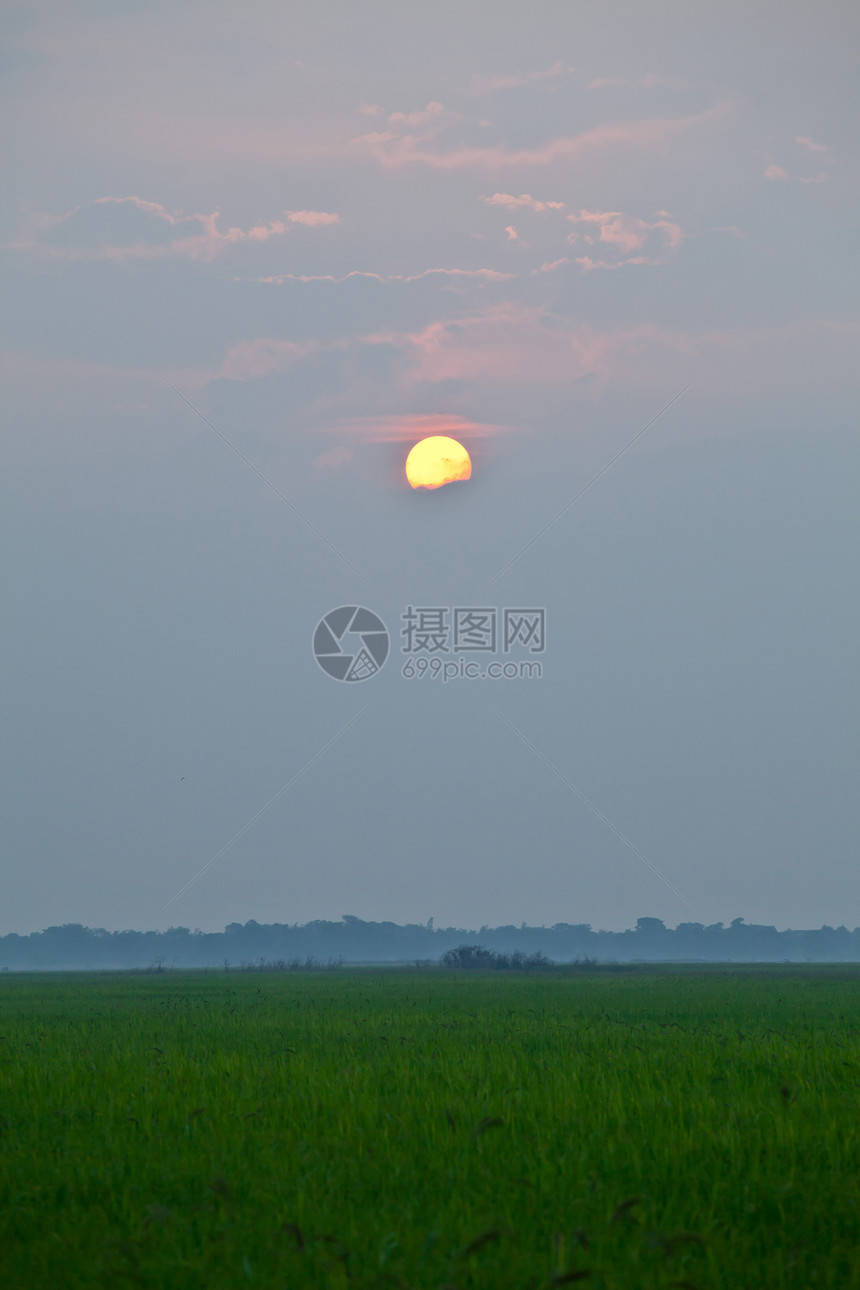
[441,945,497,969]
[440,945,554,970]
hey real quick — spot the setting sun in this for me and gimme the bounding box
[405,435,472,490]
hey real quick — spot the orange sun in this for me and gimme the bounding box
[405,436,472,490]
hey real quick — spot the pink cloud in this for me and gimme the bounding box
[369,305,615,388]
[91,195,177,222]
[792,135,835,182]
[356,102,381,116]
[388,101,449,126]
[186,314,860,406]
[321,413,511,444]
[504,225,518,241]
[565,208,683,267]
[283,210,341,226]
[481,192,565,212]
[18,196,341,262]
[248,266,516,285]
[355,101,733,170]
[202,308,860,411]
[10,312,857,461]
[403,267,514,282]
[357,307,860,405]
[254,270,391,285]
[532,257,573,274]
[795,135,829,155]
[765,140,834,184]
[574,254,652,272]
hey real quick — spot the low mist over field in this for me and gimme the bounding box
[3,916,858,971]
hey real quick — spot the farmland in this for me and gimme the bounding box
[1,966,858,1289]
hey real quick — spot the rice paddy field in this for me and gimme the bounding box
[1,965,858,1290]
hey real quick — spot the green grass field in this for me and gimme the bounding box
[1,966,858,1289]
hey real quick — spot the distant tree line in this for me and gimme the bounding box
[0,915,857,971]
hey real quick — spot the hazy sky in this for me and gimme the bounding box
[2,1,858,935]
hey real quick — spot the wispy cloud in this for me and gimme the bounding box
[764,136,837,185]
[319,413,511,443]
[354,101,733,170]
[468,61,571,94]
[388,101,451,126]
[532,257,574,275]
[481,192,565,212]
[247,267,516,286]
[15,196,341,262]
[588,72,689,90]
[795,135,830,155]
[283,210,341,227]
